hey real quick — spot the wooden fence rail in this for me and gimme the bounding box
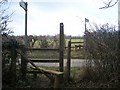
[71,41,83,44]
[27,48,59,51]
[28,58,59,63]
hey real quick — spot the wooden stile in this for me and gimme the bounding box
[20,23,65,88]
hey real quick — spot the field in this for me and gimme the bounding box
[27,38,85,59]
[65,38,84,47]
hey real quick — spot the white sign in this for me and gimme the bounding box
[19,0,27,11]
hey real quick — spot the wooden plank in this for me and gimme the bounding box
[27,59,40,70]
[31,66,63,75]
[65,46,83,49]
[65,46,72,49]
[71,41,83,44]
[28,58,59,63]
[43,69,63,75]
[27,59,63,75]
[27,48,59,51]
[28,60,64,89]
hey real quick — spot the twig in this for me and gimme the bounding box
[99,0,118,9]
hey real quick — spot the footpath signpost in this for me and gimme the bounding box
[19,0,28,79]
[19,0,28,47]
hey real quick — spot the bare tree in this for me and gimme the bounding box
[99,0,118,9]
[0,0,13,35]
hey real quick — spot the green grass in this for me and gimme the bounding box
[29,38,84,48]
[65,38,84,47]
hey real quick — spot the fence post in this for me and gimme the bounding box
[10,40,17,86]
[59,23,64,72]
[65,40,71,81]
[54,75,61,89]
[21,45,27,80]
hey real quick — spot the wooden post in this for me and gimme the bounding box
[54,75,60,89]
[10,40,17,86]
[59,23,64,72]
[21,46,27,80]
[53,74,63,89]
[65,40,71,81]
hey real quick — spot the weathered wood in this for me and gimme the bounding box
[27,48,59,51]
[71,41,83,44]
[21,46,27,80]
[10,42,17,86]
[44,69,63,75]
[65,46,83,49]
[54,75,62,89]
[27,59,40,70]
[30,66,63,75]
[59,23,64,72]
[65,40,71,81]
[21,23,65,88]
[28,58,59,63]
[31,66,63,89]
[28,59,63,88]
[28,59,63,75]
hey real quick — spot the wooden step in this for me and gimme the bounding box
[27,59,63,75]
[31,67,63,75]
[43,69,63,75]
[28,58,59,63]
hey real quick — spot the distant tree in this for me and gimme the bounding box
[15,36,24,45]
[28,35,39,48]
[40,36,49,48]
[53,35,59,48]
[0,0,13,35]
[1,0,17,87]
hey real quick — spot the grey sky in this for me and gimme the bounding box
[7,0,118,36]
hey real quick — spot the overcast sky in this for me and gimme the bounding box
[6,0,118,36]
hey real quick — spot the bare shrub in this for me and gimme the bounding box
[84,23,120,87]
